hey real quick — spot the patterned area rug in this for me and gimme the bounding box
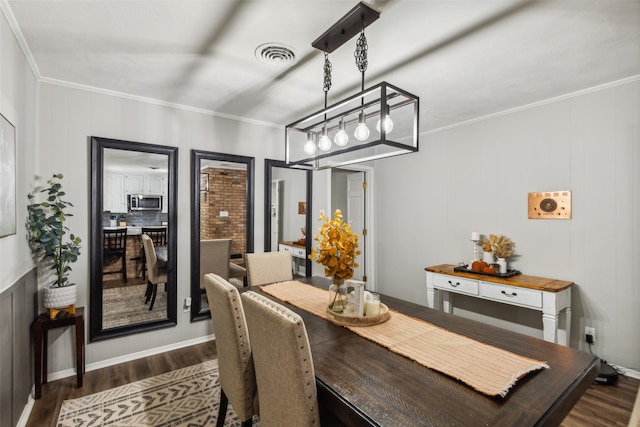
[57,360,257,426]
[103,284,167,329]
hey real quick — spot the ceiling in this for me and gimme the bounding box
[4,0,639,133]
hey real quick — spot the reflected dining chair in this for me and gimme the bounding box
[200,239,232,296]
[103,228,128,283]
[141,234,167,310]
[204,273,258,427]
[141,227,167,278]
[245,252,293,286]
[241,291,319,427]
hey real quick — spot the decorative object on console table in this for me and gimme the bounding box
[481,237,495,263]
[471,231,480,263]
[487,234,516,274]
[27,174,82,318]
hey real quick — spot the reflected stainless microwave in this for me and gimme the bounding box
[127,194,162,211]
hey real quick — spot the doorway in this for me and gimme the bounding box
[330,166,374,289]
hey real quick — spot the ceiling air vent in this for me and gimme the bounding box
[255,43,296,65]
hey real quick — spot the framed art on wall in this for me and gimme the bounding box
[0,113,16,238]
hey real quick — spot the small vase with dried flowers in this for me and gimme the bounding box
[309,209,361,313]
[487,234,516,273]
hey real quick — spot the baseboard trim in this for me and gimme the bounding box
[15,390,34,427]
[46,334,215,382]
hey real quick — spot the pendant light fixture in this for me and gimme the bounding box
[285,2,419,170]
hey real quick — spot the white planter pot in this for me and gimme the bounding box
[43,284,77,309]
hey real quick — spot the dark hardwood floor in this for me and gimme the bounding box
[27,340,638,426]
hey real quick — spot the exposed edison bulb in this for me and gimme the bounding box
[334,119,349,146]
[318,126,331,151]
[354,112,370,142]
[376,116,394,134]
[303,134,316,156]
[376,106,394,134]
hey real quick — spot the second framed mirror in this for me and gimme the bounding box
[190,150,254,321]
[264,159,312,277]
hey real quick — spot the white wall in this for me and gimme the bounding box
[272,167,307,242]
[374,78,640,369]
[0,7,38,293]
[34,82,284,371]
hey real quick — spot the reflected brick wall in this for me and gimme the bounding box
[200,167,247,257]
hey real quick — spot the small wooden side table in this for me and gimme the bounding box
[33,307,85,399]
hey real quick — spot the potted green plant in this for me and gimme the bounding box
[27,173,82,310]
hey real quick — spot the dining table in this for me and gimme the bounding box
[248,277,599,427]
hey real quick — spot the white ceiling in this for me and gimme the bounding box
[4,0,640,132]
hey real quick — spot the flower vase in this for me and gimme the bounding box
[482,251,494,264]
[496,258,507,274]
[328,278,348,314]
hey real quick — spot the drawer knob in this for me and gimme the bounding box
[501,290,517,297]
[448,280,460,287]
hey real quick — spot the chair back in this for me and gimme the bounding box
[204,274,258,421]
[201,239,232,285]
[142,227,167,246]
[141,234,161,282]
[245,252,293,286]
[103,228,127,251]
[241,291,318,427]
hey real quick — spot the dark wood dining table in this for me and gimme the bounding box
[250,277,598,427]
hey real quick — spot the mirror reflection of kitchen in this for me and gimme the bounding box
[199,160,248,311]
[102,148,169,329]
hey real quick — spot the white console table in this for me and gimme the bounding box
[425,264,573,346]
[279,241,307,276]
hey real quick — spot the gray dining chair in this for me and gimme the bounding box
[204,273,258,427]
[241,291,319,427]
[245,252,293,286]
[141,234,167,311]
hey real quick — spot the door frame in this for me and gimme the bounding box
[327,164,376,291]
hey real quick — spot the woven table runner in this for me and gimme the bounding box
[260,280,549,397]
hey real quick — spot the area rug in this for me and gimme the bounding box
[103,284,167,329]
[57,359,258,427]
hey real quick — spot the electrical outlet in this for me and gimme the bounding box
[585,326,595,343]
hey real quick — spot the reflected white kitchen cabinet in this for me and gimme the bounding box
[125,174,144,194]
[104,173,126,213]
[145,175,165,195]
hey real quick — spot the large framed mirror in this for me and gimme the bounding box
[191,150,255,321]
[90,136,178,341]
[264,159,312,277]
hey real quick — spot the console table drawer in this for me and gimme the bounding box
[433,274,478,296]
[481,282,542,309]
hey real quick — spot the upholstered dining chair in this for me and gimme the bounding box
[241,291,319,427]
[245,252,293,286]
[204,273,258,427]
[141,234,167,311]
[140,227,167,278]
[201,239,232,281]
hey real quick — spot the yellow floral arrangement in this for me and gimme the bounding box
[483,234,516,258]
[309,209,361,279]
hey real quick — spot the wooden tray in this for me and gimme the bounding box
[454,265,521,278]
[326,303,390,327]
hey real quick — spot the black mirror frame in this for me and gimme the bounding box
[264,159,313,275]
[190,149,255,321]
[89,136,178,342]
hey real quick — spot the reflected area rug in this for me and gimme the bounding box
[103,284,167,329]
[57,360,259,426]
